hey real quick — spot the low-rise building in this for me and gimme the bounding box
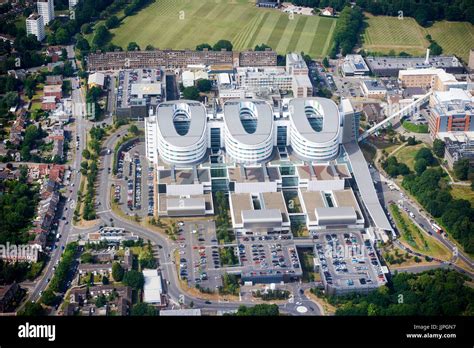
[88,72,105,89]
[341,55,370,77]
[43,84,62,99]
[360,79,387,99]
[443,133,474,169]
[428,88,474,138]
[398,68,466,91]
[143,269,166,307]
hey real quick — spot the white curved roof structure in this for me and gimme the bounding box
[289,97,341,161]
[223,100,273,146]
[223,100,274,164]
[155,100,207,164]
[289,97,340,143]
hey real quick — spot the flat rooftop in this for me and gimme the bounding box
[297,164,351,181]
[229,193,253,226]
[288,98,340,144]
[332,189,362,220]
[158,193,213,214]
[158,168,210,185]
[228,166,266,183]
[366,55,463,71]
[261,191,289,223]
[156,100,207,148]
[300,189,326,222]
[223,100,273,146]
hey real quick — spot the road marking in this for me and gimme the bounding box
[96,209,111,214]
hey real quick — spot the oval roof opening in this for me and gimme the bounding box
[239,101,258,134]
[173,103,191,136]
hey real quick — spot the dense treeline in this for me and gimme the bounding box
[0,178,38,245]
[355,0,474,25]
[329,6,364,57]
[330,269,474,316]
[403,168,474,253]
[231,304,280,316]
[290,0,474,31]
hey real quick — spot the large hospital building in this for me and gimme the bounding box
[144,97,391,241]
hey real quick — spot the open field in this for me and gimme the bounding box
[394,143,427,171]
[362,14,474,61]
[427,21,474,62]
[109,0,337,57]
[362,14,428,56]
[450,185,474,208]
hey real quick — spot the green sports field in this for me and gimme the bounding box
[109,0,337,57]
[362,14,474,61]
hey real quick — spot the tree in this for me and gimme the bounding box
[322,56,329,68]
[407,136,417,146]
[40,289,57,306]
[92,25,110,48]
[105,15,120,29]
[19,302,44,316]
[234,304,279,316]
[122,270,144,290]
[127,42,140,51]
[112,262,124,281]
[82,148,90,160]
[81,23,92,34]
[2,91,18,108]
[95,294,106,307]
[196,43,212,51]
[213,40,233,51]
[131,303,158,316]
[182,86,200,100]
[415,148,435,166]
[414,158,428,175]
[129,124,139,135]
[453,159,470,181]
[254,43,271,51]
[433,139,445,158]
[55,28,69,45]
[196,79,212,93]
[145,44,155,51]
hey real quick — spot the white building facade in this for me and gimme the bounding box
[26,13,45,41]
[37,0,54,25]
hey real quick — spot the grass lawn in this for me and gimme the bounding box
[108,0,337,57]
[402,121,429,134]
[450,185,474,208]
[390,204,451,260]
[427,21,474,62]
[394,143,426,171]
[362,13,474,61]
[362,14,428,56]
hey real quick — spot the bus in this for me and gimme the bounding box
[432,223,443,234]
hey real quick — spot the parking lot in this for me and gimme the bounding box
[314,231,386,293]
[176,220,223,291]
[115,141,151,217]
[237,233,302,283]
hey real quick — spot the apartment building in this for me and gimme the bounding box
[88,49,278,71]
[37,0,54,25]
[239,49,277,67]
[26,13,45,41]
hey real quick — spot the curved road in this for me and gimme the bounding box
[93,126,320,315]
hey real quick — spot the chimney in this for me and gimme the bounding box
[424,48,430,65]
